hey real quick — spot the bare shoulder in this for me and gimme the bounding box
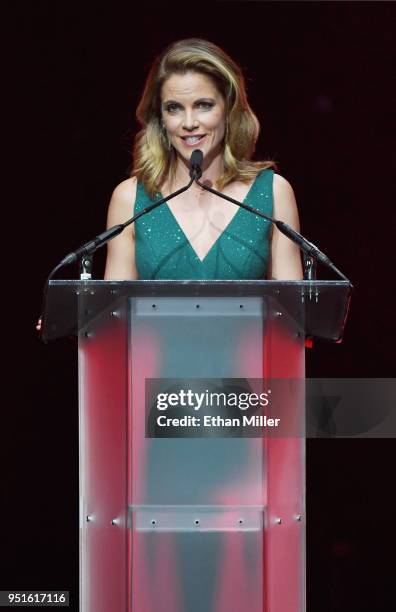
[110,176,137,210]
[272,173,299,225]
[269,173,303,280]
[104,176,138,280]
[107,176,138,225]
[112,176,138,198]
[273,173,296,202]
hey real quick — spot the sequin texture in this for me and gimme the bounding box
[134,169,274,280]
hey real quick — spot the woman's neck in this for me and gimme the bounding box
[171,149,224,191]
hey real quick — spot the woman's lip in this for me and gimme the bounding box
[180,135,206,147]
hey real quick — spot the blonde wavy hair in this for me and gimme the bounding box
[132,38,276,197]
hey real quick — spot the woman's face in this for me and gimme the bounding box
[160,71,226,165]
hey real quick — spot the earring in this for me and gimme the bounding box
[224,119,229,141]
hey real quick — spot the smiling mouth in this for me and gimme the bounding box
[180,135,206,145]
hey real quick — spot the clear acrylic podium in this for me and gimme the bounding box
[43,279,351,612]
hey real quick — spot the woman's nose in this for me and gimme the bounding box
[182,110,199,131]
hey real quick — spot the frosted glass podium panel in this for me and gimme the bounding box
[129,296,266,507]
[128,294,304,612]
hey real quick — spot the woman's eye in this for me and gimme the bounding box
[165,104,180,113]
[197,101,214,110]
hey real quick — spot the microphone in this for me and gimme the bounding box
[58,149,204,271]
[55,150,202,274]
[192,152,351,283]
[189,149,203,179]
[55,164,200,274]
[39,157,200,336]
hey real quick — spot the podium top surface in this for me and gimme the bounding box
[42,279,352,342]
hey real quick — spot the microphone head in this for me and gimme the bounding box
[189,149,203,179]
[191,149,203,167]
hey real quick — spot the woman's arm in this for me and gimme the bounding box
[267,174,303,280]
[104,177,139,280]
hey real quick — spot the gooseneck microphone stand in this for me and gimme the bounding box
[191,159,351,284]
[47,175,196,283]
[39,174,197,338]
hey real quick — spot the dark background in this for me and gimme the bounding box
[2,1,395,611]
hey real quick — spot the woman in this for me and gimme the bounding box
[104,38,302,281]
[103,39,303,611]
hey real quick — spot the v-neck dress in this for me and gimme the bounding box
[134,168,274,280]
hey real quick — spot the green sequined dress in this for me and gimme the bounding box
[134,169,274,280]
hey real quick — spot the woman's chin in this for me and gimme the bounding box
[173,143,222,168]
